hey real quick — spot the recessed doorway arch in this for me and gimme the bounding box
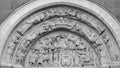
[0,0,120,68]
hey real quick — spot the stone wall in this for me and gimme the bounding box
[0,0,29,24]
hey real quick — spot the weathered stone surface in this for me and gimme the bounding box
[2,6,119,68]
[0,0,120,68]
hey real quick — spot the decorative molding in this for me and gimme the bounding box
[0,0,120,68]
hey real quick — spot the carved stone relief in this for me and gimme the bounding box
[1,3,120,68]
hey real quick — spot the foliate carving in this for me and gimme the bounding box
[100,29,120,61]
[3,6,120,68]
[4,33,21,62]
[14,39,30,64]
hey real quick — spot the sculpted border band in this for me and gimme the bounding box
[0,0,120,68]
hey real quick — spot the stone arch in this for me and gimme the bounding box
[0,0,120,68]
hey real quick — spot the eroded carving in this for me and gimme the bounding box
[25,32,98,67]
[3,6,120,68]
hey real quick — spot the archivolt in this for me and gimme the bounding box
[0,0,120,68]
